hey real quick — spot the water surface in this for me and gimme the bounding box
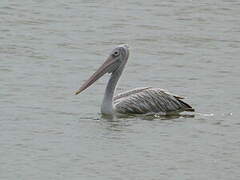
[1,0,240,179]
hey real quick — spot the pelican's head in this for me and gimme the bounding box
[107,44,129,73]
[75,44,129,95]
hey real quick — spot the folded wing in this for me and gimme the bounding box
[114,87,194,115]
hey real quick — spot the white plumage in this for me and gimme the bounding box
[114,87,193,115]
[75,45,194,116]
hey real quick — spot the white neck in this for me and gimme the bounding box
[101,69,122,115]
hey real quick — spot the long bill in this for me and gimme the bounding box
[75,56,116,95]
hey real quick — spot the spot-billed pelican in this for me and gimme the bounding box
[75,44,194,116]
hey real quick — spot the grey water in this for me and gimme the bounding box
[1,0,240,179]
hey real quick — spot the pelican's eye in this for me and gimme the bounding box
[112,50,120,57]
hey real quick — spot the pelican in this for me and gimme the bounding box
[75,44,194,116]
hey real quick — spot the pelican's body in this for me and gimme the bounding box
[114,87,193,115]
[75,44,194,116]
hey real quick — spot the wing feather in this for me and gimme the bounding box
[114,87,152,101]
[114,88,194,114]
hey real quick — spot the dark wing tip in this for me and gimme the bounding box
[177,99,195,112]
[185,108,195,112]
